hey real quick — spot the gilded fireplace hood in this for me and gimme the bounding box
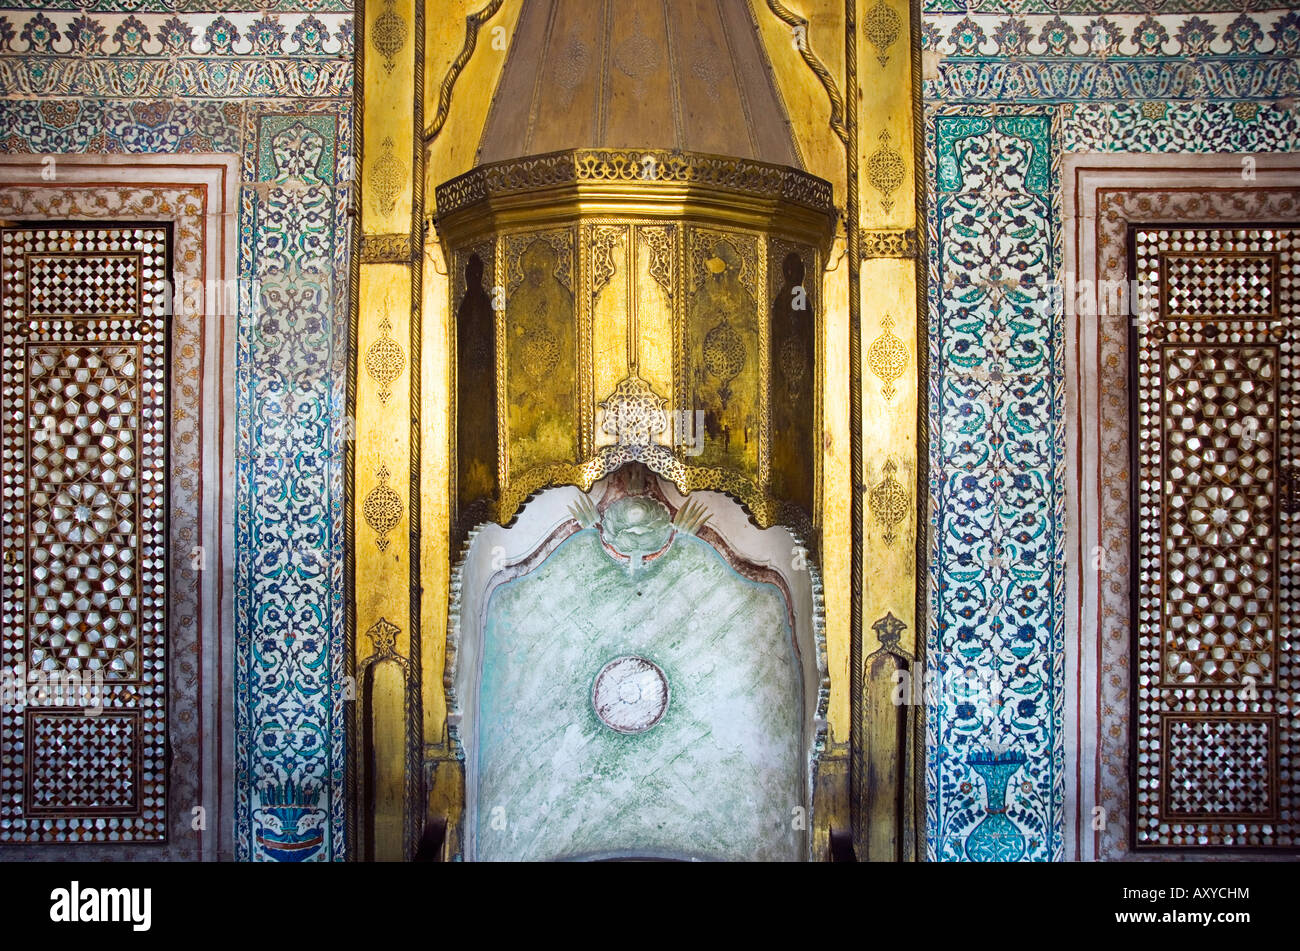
[431,0,837,544]
[434,147,835,543]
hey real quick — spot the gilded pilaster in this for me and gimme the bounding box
[853,0,926,861]
[352,0,423,861]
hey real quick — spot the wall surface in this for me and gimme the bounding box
[923,2,1300,862]
[0,2,355,861]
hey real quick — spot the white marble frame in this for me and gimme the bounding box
[0,154,238,860]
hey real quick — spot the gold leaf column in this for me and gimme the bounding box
[853,0,926,861]
[351,0,423,861]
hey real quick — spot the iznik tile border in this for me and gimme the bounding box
[0,11,352,98]
[0,99,245,154]
[923,57,1299,103]
[0,58,352,98]
[0,1,351,11]
[1062,100,1300,153]
[925,105,1067,862]
[235,100,353,862]
[0,11,352,56]
[923,11,1297,57]
[921,12,1300,102]
[923,1,1298,15]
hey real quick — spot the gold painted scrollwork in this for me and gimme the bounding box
[867,312,908,403]
[861,228,918,259]
[640,225,676,299]
[371,137,408,218]
[600,374,668,447]
[868,129,905,215]
[372,0,409,74]
[361,233,413,264]
[589,225,623,303]
[435,150,834,219]
[363,464,403,552]
[868,459,909,547]
[495,373,813,542]
[365,310,406,405]
[364,617,402,661]
[503,232,578,478]
[863,1,901,68]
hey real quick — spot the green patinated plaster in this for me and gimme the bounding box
[478,529,803,861]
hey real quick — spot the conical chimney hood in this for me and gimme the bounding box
[477,0,802,168]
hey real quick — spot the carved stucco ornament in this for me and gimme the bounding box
[593,655,670,734]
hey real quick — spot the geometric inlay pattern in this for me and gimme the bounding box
[1133,226,1297,850]
[25,711,141,816]
[0,225,168,843]
[27,254,141,319]
[27,344,144,680]
[1163,253,1277,320]
[1163,716,1275,821]
[1159,346,1276,687]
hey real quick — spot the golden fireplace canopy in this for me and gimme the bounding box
[434,147,836,542]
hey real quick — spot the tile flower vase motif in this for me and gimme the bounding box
[965,750,1027,862]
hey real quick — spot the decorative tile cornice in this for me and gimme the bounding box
[923,11,1296,58]
[1063,101,1300,153]
[0,12,352,56]
[924,56,1300,103]
[923,1,1296,15]
[0,58,352,98]
[0,0,350,10]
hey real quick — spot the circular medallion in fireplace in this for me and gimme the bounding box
[592,656,670,734]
